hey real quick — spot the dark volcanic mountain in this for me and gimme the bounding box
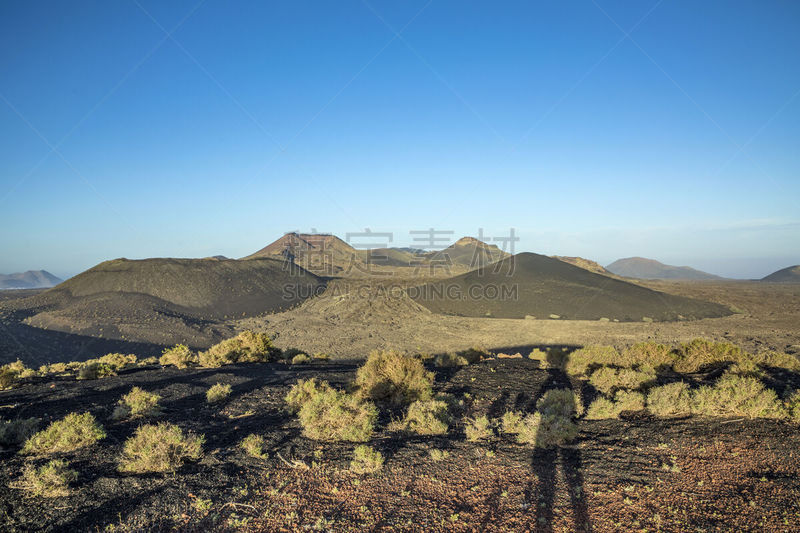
[761,265,800,283]
[412,252,732,321]
[0,270,62,289]
[606,257,723,280]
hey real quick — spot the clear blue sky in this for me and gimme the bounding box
[1,0,798,280]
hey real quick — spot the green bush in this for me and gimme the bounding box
[588,366,656,395]
[646,382,691,417]
[240,434,268,459]
[14,459,77,498]
[22,412,106,454]
[119,423,203,473]
[295,385,377,442]
[112,387,161,420]
[565,346,619,376]
[500,411,524,434]
[354,350,433,407]
[285,378,334,413]
[0,418,39,447]
[199,331,278,367]
[0,366,19,390]
[350,445,383,474]
[510,413,578,447]
[77,362,116,380]
[585,391,645,420]
[434,353,469,368]
[536,388,583,417]
[621,342,677,369]
[464,415,493,442]
[786,390,800,422]
[159,344,197,368]
[690,374,785,419]
[752,350,800,372]
[206,383,232,404]
[291,353,311,365]
[674,339,744,373]
[98,353,137,371]
[429,449,449,461]
[399,399,451,435]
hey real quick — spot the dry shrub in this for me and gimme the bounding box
[350,445,383,474]
[457,346,488,364]
[240,434,268,459]
[77,362,116,380]
[13,459,77,498]
[690,374,785,419]
[435,353,469,368]
[622,342,677,369]
[752,350,800,372]
[0,418,39,447]
[399,399,451,435]
[119,423,203,473]
[206,383,232,404]
[199,331,279,368]
[159,344,197,368]
[537,388,583,417]
[565,346,619,376]
[585,391,645,420]
[465,415,493,442]
[674,339,744,373]
[98,353,137,371]
[354,350,433,407]
[510,413,578,447]
[0,366,19,390]
[39,362,68,375]
[285,378,334,413]
[429,449,449,461]
[293,382,377,442]
[291,353,311,365]
[22,412,105,455]
[112,387,161,420]
[786,390,800,422]
[646,382,691,417]
[501,411,524,434]
[588,366,656,395]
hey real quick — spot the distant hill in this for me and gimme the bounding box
[554,256,614,276]
[424,237,509,268]
[761,265,800,283]
[0,270,62,289]
[606,257,723,280]
[412,252,731,321]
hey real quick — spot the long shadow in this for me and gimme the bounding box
[527,350,592,533]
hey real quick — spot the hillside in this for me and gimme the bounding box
[0,270,62,289]
[606,257,723,280]
[554,256,614,276]
[412,252,732,321]
[761,265,800,282]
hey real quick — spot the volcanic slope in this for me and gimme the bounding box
[761,265,800,282]
[412,252,732,321]
[0,270,62,289]
[606,257,723,280]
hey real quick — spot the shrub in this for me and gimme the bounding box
[585,391,645,420]
[646,382,691,417]
[291,353,311,365]
[240,434,268,459]
[786,390,800,422]
[457,346,488,364]
[77,362,116,380]
[752,351,800,372]
[112,387,161,420]
[674,339,744,373]
[119,423,203,473]
[354,350,433,407]
[285,378,334,413]
[39,362,68,375]
[565,346,619,376]
[434,353,469,368]
[0,366,18,390]
[536,388,583,418]
[690,374,785,419]
[140,356,159,365]
[199,331,278,368]
[511,413,578,447]
[465,415,493,442]
[159,344,197,368]
[622,342,677,369]
[296,387,377,442]
[14,459,77,498]
[0,418,39,447]
[501,411,524,434]
[206,383,232,404]
[22,412,106,454]
[350,445,383,474]
[588,366,656,395]
[429,449,449,461]
[399,399,451,435]
[98,353,137,371]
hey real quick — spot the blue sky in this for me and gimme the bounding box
[1,0,798,280]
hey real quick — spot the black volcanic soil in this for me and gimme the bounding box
[1,358,798,532]
[412,253,732,321]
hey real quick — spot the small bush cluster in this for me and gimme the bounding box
[690,374,785,418]
[397,399,451,435]
[240,434,268,459]
[199,331,279,368]
[350,445,383,474]
[646,382,691,417]
[14,459,77,498]
[435,353,469,368]
[354,350,433,407]
[0,360,36,389]
[286,379,377,442]
[22,412,106,455]
[160,344,198,368]
[119,423,204,473]
[786,390,800,422]
[97,353,138,371]
[588,365,656,395]
[291,353,311,365]
[465,415,493,442]
[501,389,580,447]
[0,418,39,447]
[112,387,161,420]
[206,383,232,404]
[585,391,645,420]
[77,362,116,380]
[565,346,619,376]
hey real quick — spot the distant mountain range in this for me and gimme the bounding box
[761,265,800,283]
[0,270,62,289]
[605,257,724,280]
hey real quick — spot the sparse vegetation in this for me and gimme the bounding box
[285,378,334,413]
[159,344,197,368]
[13,459,77,498]
[77,361,116,380]
[291,353,311,365]
[240,434,268,459]
[588,365,656,395]
[22,412,105,455]
[354,350,433,407]
[434,352,469,368]
[646,382,692,417]
[565,345,619,376]
[429,449,449,461]
[206,383,232,404]
[465,415,493,441]
[398,399,451,435]
[0,418,39,447]
[350,445,383,474]
[98,353,138,371]
[690,374,785,419]
[290,379,377,442]
[119,423,204,473]
[586,390,645,420]
[112,387,161,420]
[199,331,279,368]
[674,339,745,373]
[536,388,583,417]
